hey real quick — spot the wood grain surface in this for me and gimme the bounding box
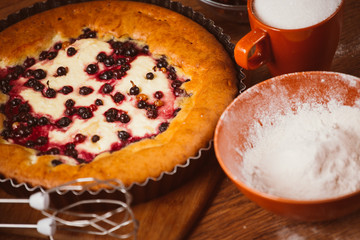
[0,149,224,240]
[0,0,360,240]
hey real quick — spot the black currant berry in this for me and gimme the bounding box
[79,86,94,95]
[61,86,73,94]
[96,52,107,62]
[56,117,72,127]
[36,136,48,145]
[86,64,98,74]
[65,99,75,108]
[129,86,140,95]
[67,47,77,56]
[118,130,130,141]
[99,71,113,80]
[137,100,147,109]
[33,69,47,80]
[54,42,62,50]
[91,135,100,142]
[112,92,124,103]
[146,72,154,80]
[56,66,67,76]
[102,83,113,94]
[95,99,103,106]
[119,113,130,123]
[38,116,49,126]
[159,122,169,132]
[45,88,56,98]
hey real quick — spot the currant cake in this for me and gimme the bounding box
[0,1,238,189]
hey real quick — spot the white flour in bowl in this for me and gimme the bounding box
[241,100,360,200]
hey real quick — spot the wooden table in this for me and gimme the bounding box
[0,0,360,239]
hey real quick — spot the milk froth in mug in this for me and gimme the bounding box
[234,0,344,75]
[253,0,342,29]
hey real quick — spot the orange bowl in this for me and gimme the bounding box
[214,71,360,221]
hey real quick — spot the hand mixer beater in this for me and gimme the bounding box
[0,177,139,239]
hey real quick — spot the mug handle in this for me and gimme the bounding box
[234,28,271,70]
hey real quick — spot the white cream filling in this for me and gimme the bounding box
[15,38,180,159]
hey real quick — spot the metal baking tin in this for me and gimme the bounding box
[0,0,246,204]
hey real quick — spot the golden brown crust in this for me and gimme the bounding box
[0,0,238,188]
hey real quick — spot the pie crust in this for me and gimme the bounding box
[0,0,238,189]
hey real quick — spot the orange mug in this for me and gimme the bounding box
[234,0,344,76]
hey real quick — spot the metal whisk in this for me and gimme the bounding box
[0,177,138,239]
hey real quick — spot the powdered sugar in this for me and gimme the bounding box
[241,100,360,200]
